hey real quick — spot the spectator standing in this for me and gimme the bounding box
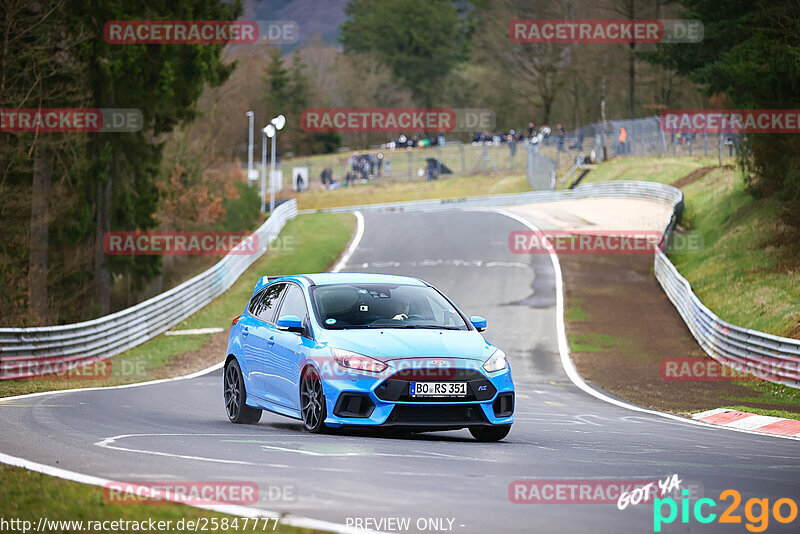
[618,127,627,155]
[507,130,518,157]
[426,158,437,181]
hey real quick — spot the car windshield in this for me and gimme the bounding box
[310,283,468,330]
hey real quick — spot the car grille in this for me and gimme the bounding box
[375,368,496,402]
[385,404,488,425]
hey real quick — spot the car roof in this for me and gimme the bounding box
[290,272,428,287]
[305,272,428,287]
[251,273,428,296]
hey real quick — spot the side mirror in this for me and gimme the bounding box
[470,316,487,332]
[277,315,304,333]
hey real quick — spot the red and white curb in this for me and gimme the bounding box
[692,408,800,437]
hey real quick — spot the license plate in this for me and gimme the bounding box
[409,381,467,397]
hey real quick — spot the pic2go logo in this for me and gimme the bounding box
[653,489,798,532]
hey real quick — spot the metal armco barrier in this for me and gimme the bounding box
[0,200,298,379]
[654,254,800,388]
[304,180,800,388]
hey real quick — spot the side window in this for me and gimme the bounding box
[249,283,286,323]
[248,289,265,315]
[277,284,309,325]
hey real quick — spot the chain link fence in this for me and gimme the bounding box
[268,116,741,192]
[542,116,740,164]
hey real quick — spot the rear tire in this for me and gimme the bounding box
[469,425,511,442]
[224,359,262,424]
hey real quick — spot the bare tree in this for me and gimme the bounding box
[471,0,577,124]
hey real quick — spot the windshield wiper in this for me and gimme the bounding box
[402,325,463,330]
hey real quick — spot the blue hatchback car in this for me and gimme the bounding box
[223,273,514,441]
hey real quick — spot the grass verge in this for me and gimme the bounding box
[574,155,723,185]
[0,464,319,534]
[669,167,800,337]
[283,173,530,211]
[0,213,355,398]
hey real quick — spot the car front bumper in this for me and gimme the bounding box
[318,357,514,429]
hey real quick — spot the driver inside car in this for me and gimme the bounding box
[392,296,411,320]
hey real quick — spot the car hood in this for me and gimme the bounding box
[319,328,494,362]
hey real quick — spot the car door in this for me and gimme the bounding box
[270,283,313,410]
[241,282,286,403]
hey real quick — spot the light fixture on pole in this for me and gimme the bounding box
[245,111,254,185]
[267,114,285,214]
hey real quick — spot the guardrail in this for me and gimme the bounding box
[654,255,800,387]
[0,200,298,379]
[304,180,800,388]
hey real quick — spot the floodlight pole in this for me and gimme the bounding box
[260,130,267,214]
[246,111,254,184]
[270,133,277,214]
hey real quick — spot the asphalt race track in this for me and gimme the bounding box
[1,209,799,533]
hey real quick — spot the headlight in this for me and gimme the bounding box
[331,348,387,373]
[483,349,508,373]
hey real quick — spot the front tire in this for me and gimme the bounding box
[300,366,328,433]
[469,425,511,442]
[224,359,262,424]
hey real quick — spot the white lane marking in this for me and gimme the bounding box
[0,361,224,404]
[331,211,364,272]
[165,328,224,335]
[95,433,290,469]
[493,208,800,442]
[0,451,385,534]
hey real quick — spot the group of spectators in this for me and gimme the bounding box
[347,152,386,181]
[319,151,389,190]
[470,122,583,154]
